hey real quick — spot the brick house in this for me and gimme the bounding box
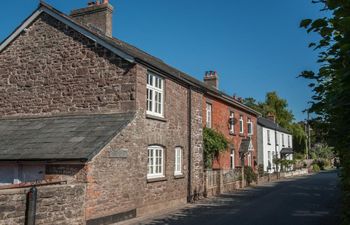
[202,71,260,170]
[0,1,208,224]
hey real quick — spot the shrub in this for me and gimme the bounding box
[244,166,257,185]
[203,128,228,168]
[312,164,320,173]
[258,164,264,177]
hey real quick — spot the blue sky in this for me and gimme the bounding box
[0,0,324,121]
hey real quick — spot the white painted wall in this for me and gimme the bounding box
[261,127,293,173]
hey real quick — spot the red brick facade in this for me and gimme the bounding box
[203,95,258,170]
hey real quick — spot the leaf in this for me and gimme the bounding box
[300,19,313,28]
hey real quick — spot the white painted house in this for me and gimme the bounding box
[257,116,293,173]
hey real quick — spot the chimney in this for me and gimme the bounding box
[204,71,219,89]
[267,112,276,123]
[70,0,114,37]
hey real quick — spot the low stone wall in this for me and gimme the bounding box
[205,168,309,198]
[0,184,85,225]
[281,168,308,178]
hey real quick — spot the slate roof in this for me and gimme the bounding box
[0,113,134,161]
[257,117,291,134]
[281,148,294,154]
[239,138,253,154]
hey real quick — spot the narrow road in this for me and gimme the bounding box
[132,171,341,225]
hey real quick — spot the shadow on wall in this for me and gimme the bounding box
[141,171,340,225]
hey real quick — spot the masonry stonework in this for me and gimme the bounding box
[0,184,85,225]
[0,13,136,118]
[84,66,204,221]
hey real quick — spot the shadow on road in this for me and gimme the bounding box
[139,171,340,225]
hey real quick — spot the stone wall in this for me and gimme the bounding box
[0,184,85,225]
[84,67,204,223]
[0,13,136,118]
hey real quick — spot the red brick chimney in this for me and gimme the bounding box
[70,0,114,37]
[204,71,219,89]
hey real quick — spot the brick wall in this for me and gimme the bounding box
[0,13,136,118]
[0,184,85,225]
[203,96,258,170]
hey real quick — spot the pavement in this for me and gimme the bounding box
[117,170,341,225]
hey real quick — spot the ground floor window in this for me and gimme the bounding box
[248,153,252,167]
[0,164,45,185]
[174,147,182,175]
[230,149,235,169]
[148,146,164,179]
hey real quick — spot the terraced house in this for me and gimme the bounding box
[202,71,260,171]
[0,1,260,225]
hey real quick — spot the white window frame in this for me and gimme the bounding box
[247,118,253,135]
[288,135,291,147]
[147,145,164,179]
[248,152,252,167]
[229,112,235,134]
[267,130,271,144]
[147,72,164,117]
[239,115,244,134]
[230,149,235,169]
[206,103,212,128]
[174,147,182,176]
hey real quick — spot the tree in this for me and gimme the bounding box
[244,92,307,154]
[300,1,350,223]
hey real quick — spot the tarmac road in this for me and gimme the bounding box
[133,171,341,225]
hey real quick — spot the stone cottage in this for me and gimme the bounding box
[202,71,261,171]
[0,1,207,224]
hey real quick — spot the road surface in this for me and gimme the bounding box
[129,171,341,225]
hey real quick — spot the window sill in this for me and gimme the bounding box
[174,174,185,179]
[147,176,167,183]
[229,132,236,136]
[146,114,167,122]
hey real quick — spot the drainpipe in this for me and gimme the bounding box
[26,186,37,225]
[187,86,193,202]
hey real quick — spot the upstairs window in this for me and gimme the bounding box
[229,112,235,134]
[174,147,182,176]
[267,130,271,145]
[288,135,291,147]
[247,118,253,135]
[206,103,212,128]
[282,133,285,147]
[147,73,164,117]
[239,115,244,134]
[147,146,164,179]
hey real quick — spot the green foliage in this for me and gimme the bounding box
[203,127,228,168]
[257,164,264,177]
[300,1,350,223]
[244,166,258,185]
[244,93,307,154]
[312,164,321,173]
